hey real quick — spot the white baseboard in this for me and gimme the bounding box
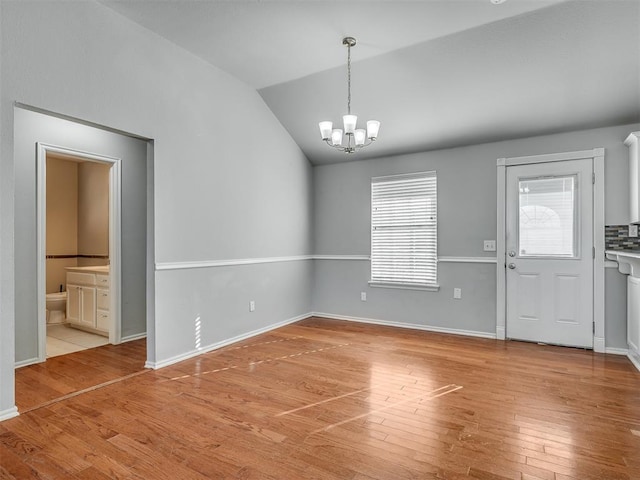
[605,347,628,355]
[0,406,19,422]
[313,312,497,340]
[496,326,506,341]
[627,351,640,373]
[120,332,147,343]
[15,357,40,369]
[594,336,605,354]
[145,312,312,370]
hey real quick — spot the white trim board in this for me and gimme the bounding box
[145,312,312,370]
[605,347,628,355]
[156,255,314,270]
[438,256,497,264]
[313,255,370,261]
[15,357,40,369]
[627,351,640,373]
[156,255,502,271]
[313,312,497,340]
[120,332,147,343]
[0,407,19,422]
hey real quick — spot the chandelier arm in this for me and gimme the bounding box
[324,137,375,153]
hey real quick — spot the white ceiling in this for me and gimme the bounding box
[101,0,640,165]
[101,0,565,89]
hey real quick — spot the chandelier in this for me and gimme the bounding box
[318,37,380,154]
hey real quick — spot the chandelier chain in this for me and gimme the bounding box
[347,42,351,115]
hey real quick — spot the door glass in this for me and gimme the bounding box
[518,175,578,258]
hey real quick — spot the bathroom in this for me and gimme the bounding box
[45,152,111,357]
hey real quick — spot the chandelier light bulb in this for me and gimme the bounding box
[366,120,380,140]
[319,121,333,140]
[317,36,380,154]
[343,115,357,134]
[331,129,343,146]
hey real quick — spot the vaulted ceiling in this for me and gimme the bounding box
[102,0,640,164]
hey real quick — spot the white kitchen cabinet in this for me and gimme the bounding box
[65,268,109,336]
[628,276,640,367]
[625,132,640,224]
[606,250,640,371]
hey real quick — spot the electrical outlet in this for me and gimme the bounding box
[361,292,367,301]
[453,288,462,299]
[249,300,255,312]
[483,240,496,252]
[630,224,639,238]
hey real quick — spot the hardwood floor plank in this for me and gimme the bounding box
[4,318,640,478]
[15,339,147,412]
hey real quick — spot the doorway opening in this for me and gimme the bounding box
[38,145,121,360]
[12,105,153,415]
[496,148,606,352]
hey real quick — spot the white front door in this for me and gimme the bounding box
[506,158,593,348]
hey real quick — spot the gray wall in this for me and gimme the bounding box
[14,108,148,363]
[1,1,312,416]
[313,123,638,346]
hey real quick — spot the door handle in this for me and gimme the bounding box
[508,251,516,257]
[508,263,516,269]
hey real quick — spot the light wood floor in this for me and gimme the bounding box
[3,317,640,479]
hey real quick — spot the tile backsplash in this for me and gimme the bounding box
[605,225,640,250]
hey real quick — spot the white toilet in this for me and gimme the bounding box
[46,291,67,324]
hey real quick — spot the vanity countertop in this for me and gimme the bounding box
[65,265,110,274]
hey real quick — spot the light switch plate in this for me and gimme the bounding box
[453,288,462,299]
[483,240,496,252]
[630,225,638,238]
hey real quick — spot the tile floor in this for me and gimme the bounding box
[46,324,109,358]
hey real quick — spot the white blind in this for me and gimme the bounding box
[371,171,437,287]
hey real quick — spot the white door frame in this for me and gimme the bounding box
[496,148,605,352]
[36,143,122,362]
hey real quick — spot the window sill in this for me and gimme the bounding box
[368,282,440,292]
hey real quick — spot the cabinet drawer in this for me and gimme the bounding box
[67,272,96,286]
[96,310,110,332]
[97,288,110,310]
[96,274,110,287]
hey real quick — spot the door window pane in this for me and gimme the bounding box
[518,175,577,257]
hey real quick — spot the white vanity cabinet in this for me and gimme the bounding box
[625,132,640,224]
[95,274,110,332]
[67,275,96,330]
[66,268,110,337]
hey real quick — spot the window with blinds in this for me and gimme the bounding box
[370,171,438,289]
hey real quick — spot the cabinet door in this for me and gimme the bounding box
[79,286,96,329]
[67,285,82,325]
[628,277,640,356]
[96,288,110,311]
[96,310,110,332]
